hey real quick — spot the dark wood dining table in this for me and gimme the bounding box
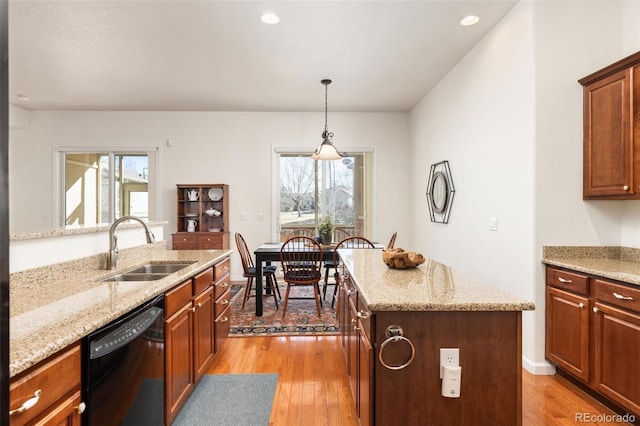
[253,241,383,316]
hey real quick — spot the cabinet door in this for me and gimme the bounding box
[358,322,373,426]
[546,286,590,382]
[165,303,194,424]
[193,287,215,383]
[29,390,83,426]
[583,68,635,198]
[593,302,640,414]
[347,295,358,402]
[214,306,231,353]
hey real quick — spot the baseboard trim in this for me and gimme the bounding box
[523,356,555,375]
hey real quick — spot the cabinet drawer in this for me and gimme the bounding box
[213,274,230,300]
[547,267,589,296]
[214,258,230,282]
[10,343,81,425]
[596,279,640,313]
[193,267,213,295]
[172,234,198,250]
[197,234,223,249]
[165,280,193,317]
[214,289,231,318]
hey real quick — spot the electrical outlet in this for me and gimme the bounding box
[440,348,460,379]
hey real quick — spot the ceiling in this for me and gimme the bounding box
[8,1,517,112]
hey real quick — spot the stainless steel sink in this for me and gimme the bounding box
[100,262,194,282]
[102,272,171,282]
[126,263,194,274]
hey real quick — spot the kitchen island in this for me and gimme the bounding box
[336,249,534,426]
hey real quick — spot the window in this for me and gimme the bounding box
[276,150,373,241]
[56,148,158,227]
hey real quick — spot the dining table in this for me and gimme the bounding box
[253,241,383,316]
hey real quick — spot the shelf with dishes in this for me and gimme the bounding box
[173,184,229,249]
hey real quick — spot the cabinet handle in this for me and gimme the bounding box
[221,299,229,305]
[219,316,229,322]
[593,307,599,313]
[346,289,354,296]
[351,318,359,331]
[197,302,202,308]
[219,282,228,288]
[613,292,634,301]
[623,185,630,191]
[558,277,573,284]
[578,303,585,309]
[9,389,41,416]
[356,310,370,319]
[77,402,86,414]
[191,306,196,312]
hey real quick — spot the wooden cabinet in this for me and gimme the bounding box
[593,280,640,415]
[9,342,83,426]
[338,272,372,426]
[213,257,231,352]
[545,269,590,382]
[545,266,640,417]
[164,264,221,424]
[172,184,229,249]
[579,51,640,199]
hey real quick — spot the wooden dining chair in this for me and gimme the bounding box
[324,236,375,308]
[333,228,351,243]
[235,233,280,310]
[387,232,397,249]
[280,236,324,318]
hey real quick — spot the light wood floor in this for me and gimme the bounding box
[207,335,632,426]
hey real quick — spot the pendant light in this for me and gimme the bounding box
[311,79,347,160]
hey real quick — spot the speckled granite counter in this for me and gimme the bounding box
[10,244,232,377]
[338,249,534,311]
[542,246,640,286]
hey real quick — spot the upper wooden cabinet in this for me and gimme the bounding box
[580,51,640,199]
[172,184,229,249]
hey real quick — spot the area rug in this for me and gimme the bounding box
[229,281,340,336]
[172,373,278,426]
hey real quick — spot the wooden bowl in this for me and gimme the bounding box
[382,248,426,269]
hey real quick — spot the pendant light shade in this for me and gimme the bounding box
[311,79,347,160]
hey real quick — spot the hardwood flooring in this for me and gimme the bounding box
[207,335,633,426]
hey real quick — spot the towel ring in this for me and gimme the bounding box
[378,325,415,370]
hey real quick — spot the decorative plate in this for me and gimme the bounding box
[185,213,198,217]
[208,187,224,201]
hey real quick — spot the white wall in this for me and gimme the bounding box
[10,111,411,278]
[411,0,640,373]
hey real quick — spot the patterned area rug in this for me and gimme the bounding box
[229,280,340,336]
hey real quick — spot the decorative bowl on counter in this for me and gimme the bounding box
[204,208,221,217]
[382,248,426,269]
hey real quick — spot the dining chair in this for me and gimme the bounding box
[324,236,375,308]
[235,233,280,310]
[293,228,315,237]
[333,228,351,242]
[280,236,324,318]
[387,232,397,249]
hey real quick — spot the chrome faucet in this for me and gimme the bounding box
[107,215,156,270]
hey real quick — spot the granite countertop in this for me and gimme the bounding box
[10,246,232,377]
[338,249,534,312]
[542,246,640,286]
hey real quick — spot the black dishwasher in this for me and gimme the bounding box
[83,295,165,426]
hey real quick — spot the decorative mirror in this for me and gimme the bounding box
[426,160,455,223]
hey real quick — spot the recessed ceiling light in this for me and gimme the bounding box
[460,15,480,26]
[261,12,280,24]
[17,94,30,101]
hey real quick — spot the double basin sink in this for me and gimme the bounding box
[101,263,194,282]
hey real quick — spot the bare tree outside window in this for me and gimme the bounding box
[279,154,367,241]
